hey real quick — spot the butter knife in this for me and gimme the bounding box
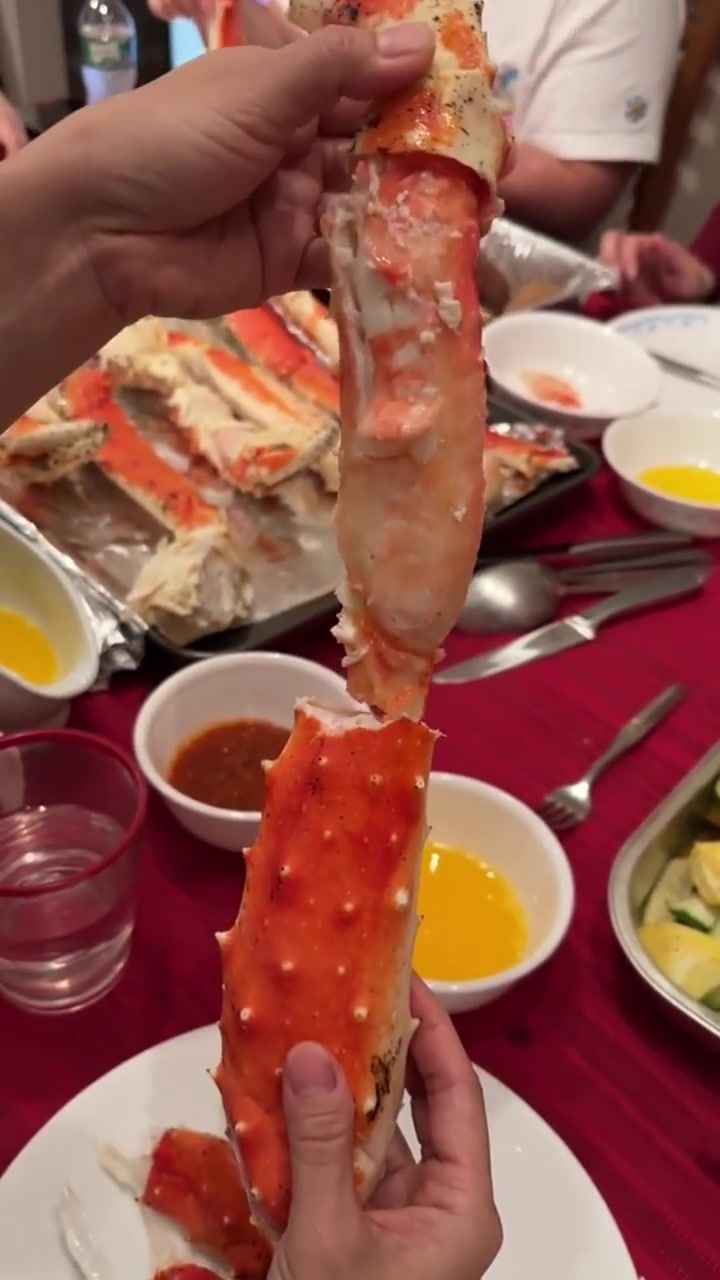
[435,565,710,684]
[648,350,720,394]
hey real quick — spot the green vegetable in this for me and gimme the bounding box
[643,859,693,925]
[701,985,720,1012]
[670,893,718,933]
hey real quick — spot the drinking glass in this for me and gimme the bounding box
[0,729,147,1014]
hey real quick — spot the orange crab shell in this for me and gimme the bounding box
[142,1129,272,1279]
[215,698,437,1239]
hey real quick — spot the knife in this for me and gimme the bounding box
[648,350,720,394]
[435,565,710,684]
[481,531,694,568]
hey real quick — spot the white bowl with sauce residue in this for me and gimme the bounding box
[419,773,575,1013]
[133,652,352,852]
[485,312,661,439]
[603,410,720,537]
[0,523,99,732]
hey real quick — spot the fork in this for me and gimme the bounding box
[539,683,686,832]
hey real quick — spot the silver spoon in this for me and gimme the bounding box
[459,551,712,634]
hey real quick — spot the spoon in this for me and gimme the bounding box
[459,550,712,634]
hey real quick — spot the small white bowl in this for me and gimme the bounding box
[0,523,98,732]
[133,652,351,852]
[485,312,661,439]
[603,410,720,537]
[422,772,574,1013]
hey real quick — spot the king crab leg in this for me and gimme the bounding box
[215,699,437,1239]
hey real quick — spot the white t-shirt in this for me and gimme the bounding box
[484,0,686,165]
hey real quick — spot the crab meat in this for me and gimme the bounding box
[270,293,340,372]
[215,699,437,1240]
[0,414,106,484]
[285,0,509,720]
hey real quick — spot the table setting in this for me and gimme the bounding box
[1,178,720,1280]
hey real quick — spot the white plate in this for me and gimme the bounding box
[609,307,720,415]
[0,1025,636,1280]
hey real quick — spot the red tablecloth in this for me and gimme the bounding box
[2,469,720,1280]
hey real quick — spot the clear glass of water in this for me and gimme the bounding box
[0,730,147,1014]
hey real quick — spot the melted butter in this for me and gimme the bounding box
[0,609,58,685]
[638,464,720,505]
[414,842,528,982]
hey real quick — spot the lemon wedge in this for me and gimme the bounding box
[689,841,720,907]
[639,921,720,1001]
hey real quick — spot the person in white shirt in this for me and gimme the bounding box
[149,0,685,243]
[485,0,685,241]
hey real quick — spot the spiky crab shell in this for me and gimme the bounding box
[143,1129,272,1279]
[215,698,436,1239]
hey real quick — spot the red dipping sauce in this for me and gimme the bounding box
[168,719,290,812]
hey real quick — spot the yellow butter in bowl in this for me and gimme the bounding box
[0,608,58,686]
[414,841,527,982]
[638,464,720,505]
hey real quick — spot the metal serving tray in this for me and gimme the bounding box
[151,434,600,663]
[608,742,720,1045]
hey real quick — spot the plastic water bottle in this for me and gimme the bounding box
[79,0,138,106]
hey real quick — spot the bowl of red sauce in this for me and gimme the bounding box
[132,653,351,851]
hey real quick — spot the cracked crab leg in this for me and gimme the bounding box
[141,1130,271,1279]
[62,368,224,535]
[215,699,436,1240]
[58,367,252,643]
[270,293,340,372]
[289,0,508,720]
[223,307,340,420]
[101,320,332,494]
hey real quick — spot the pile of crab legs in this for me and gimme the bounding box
[108,0,510,1276]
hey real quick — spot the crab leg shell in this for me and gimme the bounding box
[61,368,223,535]
[291,0,509,188]
[269,293,340,373]
[142,1129,272,1280]
[215,698,437,1240]
[206,0,241,48]
[100,320,326,496]
[223,308,340,419]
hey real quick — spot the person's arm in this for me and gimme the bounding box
[0,23,434,433]
[690,203,720,296]
[499,144,630,242]
[0,145,116,428]
[0,91,28,157]
[500,0,683,241]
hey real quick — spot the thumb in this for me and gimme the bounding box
[259,20,435,130]
[283,1042,360,1223]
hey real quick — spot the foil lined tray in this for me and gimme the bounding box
[482,217,618,315]
[0,497,146,687]
[0,411,594,668]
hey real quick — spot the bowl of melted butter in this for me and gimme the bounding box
[416,773,574,1012]
[604,411,720,537]
[0,523,98,731]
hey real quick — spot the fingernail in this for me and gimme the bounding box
[376,22,433,58]
[285,1043,338,1096]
